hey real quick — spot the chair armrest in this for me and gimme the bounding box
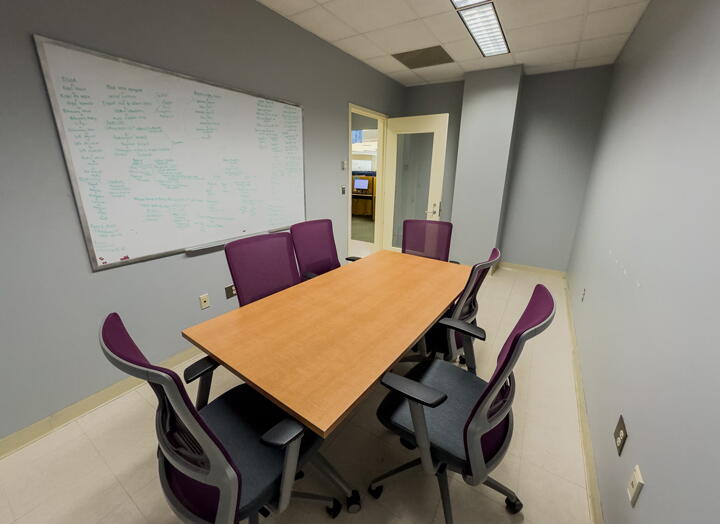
[183,356,219,383]
[438,318,486,341]
[381,372,447,408]
[345,256,361,262]
[302,271,318,280]
[449,260,460,264]
[261,418,305,448]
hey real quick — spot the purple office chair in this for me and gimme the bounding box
[418,248,502,371]
[290,219,341,280]
[225,232,301,307]
[368,285,555,524]
[402,219,453,262]
[100,313,342,524]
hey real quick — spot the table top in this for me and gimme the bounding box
[182,250,470,437]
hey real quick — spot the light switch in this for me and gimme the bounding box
[627,465,644,507]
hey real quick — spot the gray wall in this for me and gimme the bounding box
[450,66,522,263]
[0,0,405,439]
[403,81,464,221]
[501,67,612,271]
[567,0,720,522]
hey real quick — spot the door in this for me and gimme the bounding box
[382,114,449,251]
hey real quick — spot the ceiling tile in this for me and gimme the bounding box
[443,37,483,62]
[494,0,588,30]
[289,6,357,42]
[575,55,616,69]
[388,70,426,86]
[514,42,579,66]
[422,11,468,44]
[458,53,515,71]
[406,0,455,18]
[524,61,576,75]
[365,20,440,54]
[323,0,416,33]
[583,2,649,40]
[333,35,386,60]
[365,55,408,74]
[258,0,316,17]
[414,62,465,83]
[578,33,629,60]
[505,15,584,52]
[588,0,648,12]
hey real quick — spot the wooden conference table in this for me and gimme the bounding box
[182,249,470,438]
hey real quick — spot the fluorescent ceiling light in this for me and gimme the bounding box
[452,1,509,57]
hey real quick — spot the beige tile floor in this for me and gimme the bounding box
[0,266,590,524]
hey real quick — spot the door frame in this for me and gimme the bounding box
[347,104,387,256]
[382,113,449,252]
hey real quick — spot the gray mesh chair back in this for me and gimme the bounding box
[100,313,241,523]
[290,219,341,278]
[402,220,453,261]
[463,284,555,484]
[225,232,301,306]
[444,248,501,363]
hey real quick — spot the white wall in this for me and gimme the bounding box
[451,66,522,264]
[568,0,720,522]
[501,67,612,271]
[0,0,405,439]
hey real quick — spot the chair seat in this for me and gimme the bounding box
[164,384,321,522]
[377,360,510,473]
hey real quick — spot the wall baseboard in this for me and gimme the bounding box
[499,261,567,278]
[565,286,605,524]
[0,347,201,459]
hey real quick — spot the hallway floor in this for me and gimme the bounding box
[0,266,591,524]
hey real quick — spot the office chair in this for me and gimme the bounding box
[402,219,453,262]
[367,284,555,524]
[225,232,301,306]
[100,313,343,524]
[422,248,502,370]
[290,219,341,280]
[191,232,362,511]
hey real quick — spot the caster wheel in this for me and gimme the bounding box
[505,497,523,514]
[259,507,271,518]
[367,484,384,499]
[326,498,342,519]
[295,470,305,480]
[459,356,467,365]
[346,489,362,513]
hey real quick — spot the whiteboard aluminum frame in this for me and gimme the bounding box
[33,34,307,272]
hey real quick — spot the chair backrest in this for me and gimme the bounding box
[445,248,502,361]
[225,232,301,306]
[401,219,453,261]
[463,285,555,483]
[290,219,340,277]
[100,313,240,523]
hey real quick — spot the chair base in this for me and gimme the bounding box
[367,458,523,524]
[310,453,362,513]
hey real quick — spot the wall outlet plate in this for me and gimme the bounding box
[614,415,628,456]
[225,285,236,299]
[199,293,210,310]
[627,465,644,507]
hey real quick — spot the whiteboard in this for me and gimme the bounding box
[35,36,305,271]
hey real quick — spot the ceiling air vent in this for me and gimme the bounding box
[392,46,454,69]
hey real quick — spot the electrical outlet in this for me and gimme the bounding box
[627,465,644,507]
[614,415,628,456]
[225,285,236,299]
[199,293,210,310]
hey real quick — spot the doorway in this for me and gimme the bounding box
[348,105,386,257]
[347,107,449,257]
